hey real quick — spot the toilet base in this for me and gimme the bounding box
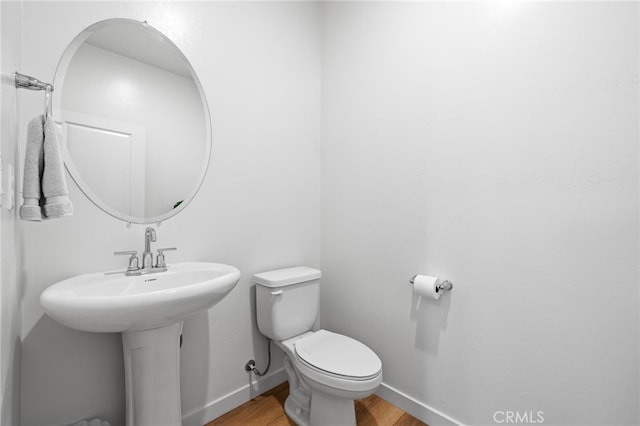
[283,386,357,426]
[281,353,358,426]
[283,353,311,426]
[309,390,356,426]
[284,393,310,426]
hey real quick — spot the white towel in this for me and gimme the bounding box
[19,115,73,220]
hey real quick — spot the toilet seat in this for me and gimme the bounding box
[295,330,382,380]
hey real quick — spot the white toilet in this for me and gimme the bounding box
[253,266,382,426]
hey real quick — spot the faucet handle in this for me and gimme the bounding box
[155,248,177,268]
[114,250,139,272]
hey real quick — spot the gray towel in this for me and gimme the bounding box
[19,115,45,221]
[42,116,73,218]
[19,115,73,220]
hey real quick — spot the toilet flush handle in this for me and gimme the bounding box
[271,290,284,296]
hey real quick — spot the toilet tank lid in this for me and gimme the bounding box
[252,266,321,288]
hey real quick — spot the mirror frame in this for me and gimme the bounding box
[53,18,212,224]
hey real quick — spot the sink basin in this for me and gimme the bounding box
[40,261,240,426]
[40,262,241,332]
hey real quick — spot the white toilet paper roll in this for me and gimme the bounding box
[412,275,442,300]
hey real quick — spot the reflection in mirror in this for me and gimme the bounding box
[53,19,211,223]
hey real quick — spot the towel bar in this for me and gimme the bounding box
[15,72,54,117]
[15,72,53,91]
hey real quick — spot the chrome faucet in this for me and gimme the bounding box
[114,227,177,276]
[142,227,157,269]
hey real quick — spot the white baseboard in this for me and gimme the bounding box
[376,382,463,426]
[182,368,287,426]
[182,372,461,426]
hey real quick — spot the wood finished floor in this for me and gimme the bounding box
[205,382,427,426]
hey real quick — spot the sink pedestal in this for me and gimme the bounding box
[122,322,184,426]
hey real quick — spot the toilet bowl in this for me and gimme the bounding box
[279,330,382,425]
[253,267,383,426]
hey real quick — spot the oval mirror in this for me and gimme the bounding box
[53,18,211,223]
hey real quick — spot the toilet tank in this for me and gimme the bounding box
[253,266,321,341]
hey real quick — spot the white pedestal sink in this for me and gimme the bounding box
[40,262,241,426]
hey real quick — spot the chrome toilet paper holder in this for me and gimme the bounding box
[409,275,453,292]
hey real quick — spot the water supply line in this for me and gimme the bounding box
[245,337,272,377]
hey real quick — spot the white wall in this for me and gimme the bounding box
[0,1,23,425]
[321,2,638,425]
[19,2,321,425]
